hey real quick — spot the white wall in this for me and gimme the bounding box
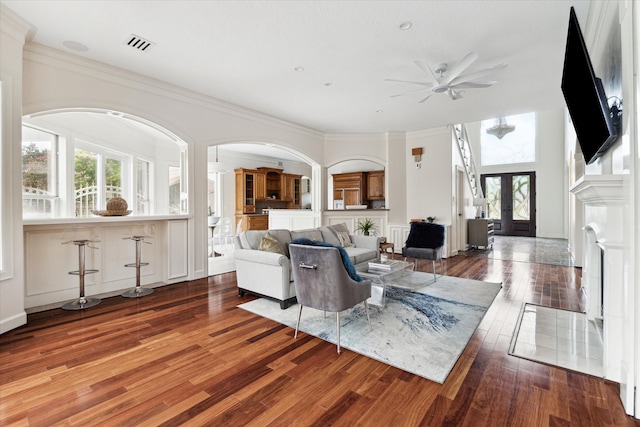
[0,5,30,333]
[467,108,567,238]
[405,126,453,225]
[386,132,407,225]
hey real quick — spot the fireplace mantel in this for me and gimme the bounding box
[570,174,625,205]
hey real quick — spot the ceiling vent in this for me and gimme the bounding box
[125,34,154,52]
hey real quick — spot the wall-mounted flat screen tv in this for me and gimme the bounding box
[561,7,618,165]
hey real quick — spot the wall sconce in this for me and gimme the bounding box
[412,147,423,162]
[412,147,423,169]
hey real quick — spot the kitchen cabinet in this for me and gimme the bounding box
[282,174,302,208]
[236,167,301,214]
[236,214,268,232]
[367,171,384,200]
[259,167,282,200]
[235,168,257,214]
[332,172,366,206]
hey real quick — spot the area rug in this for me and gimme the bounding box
[238,275,502,384]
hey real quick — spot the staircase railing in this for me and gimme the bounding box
[453,124,483,199]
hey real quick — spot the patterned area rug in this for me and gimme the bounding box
[238,275,502,384]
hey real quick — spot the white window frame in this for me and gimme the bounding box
[21,124,60,219]
[136,157,154,215]
[74,140,131,211]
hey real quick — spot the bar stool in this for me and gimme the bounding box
[62,239,101,310]
[121,234,154,298]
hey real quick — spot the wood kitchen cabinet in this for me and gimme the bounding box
[282,173,302,208]
[367,170,385,200]
[235,168,257,214]
[236,167,301,214]
[236,214,268,232]
[259,167,282,200]
[332,172,366,206]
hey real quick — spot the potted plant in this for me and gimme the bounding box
[356,218,377,236]
[427,216,436,223]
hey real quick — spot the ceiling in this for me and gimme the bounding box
[3,1,589,134]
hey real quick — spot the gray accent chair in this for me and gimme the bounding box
[402,222,445,281]
[289,244,372,354]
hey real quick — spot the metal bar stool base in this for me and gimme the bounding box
[62,240,100,311]
[121,287,154,298]
[62,297,101,310]
[122,236,153,298]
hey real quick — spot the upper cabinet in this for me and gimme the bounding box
[367,170,385,200]
[282,173,302,209]
[236,167,302,213]
[332,170,385,207]
[260,167,282,200]
[235,168,257,214]
[333,172,367,206]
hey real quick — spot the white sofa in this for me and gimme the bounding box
[234,224,380,308]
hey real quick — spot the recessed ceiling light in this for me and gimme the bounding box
[399,21,413,30]
[63,40,89,52]
[324,82,332,86]
[294,66,304,72]
[376,110,384,113]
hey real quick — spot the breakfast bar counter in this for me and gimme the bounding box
[23,215,190,311]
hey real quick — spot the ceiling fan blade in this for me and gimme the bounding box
[414,60,439,83]
[385,78,433,87]
[451,81,497,89]
[444,52,478,84]
[448,88,464,100]
[449,63,507,86]
[418,93,434,103]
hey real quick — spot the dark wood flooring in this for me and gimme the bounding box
[1,255,638,426]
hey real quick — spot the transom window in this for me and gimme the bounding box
[480,112,536,166]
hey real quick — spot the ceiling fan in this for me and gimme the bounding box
[387,52,507,102]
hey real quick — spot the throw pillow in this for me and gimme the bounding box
[290,238,363,282]
[259,232,285,255]
[335,230,353,248]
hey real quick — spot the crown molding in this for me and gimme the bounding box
[22,43,323,139]
[0,4,34,44]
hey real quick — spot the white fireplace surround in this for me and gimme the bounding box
[570,174,625,384]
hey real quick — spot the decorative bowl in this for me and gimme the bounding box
[91,210,132,217]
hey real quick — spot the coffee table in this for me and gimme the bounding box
[360,260,436,307]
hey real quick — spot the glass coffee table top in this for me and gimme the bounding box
[360,260,436,307]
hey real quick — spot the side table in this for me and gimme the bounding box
[379,241,395,259]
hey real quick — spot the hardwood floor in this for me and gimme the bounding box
[1,255,637,426]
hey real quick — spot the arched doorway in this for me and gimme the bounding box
[206,142,318,276]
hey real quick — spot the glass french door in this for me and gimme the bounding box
[481,172,536,236]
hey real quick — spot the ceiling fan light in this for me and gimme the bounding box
[486,117,516,139]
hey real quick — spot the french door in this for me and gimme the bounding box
[481,172,536,237]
